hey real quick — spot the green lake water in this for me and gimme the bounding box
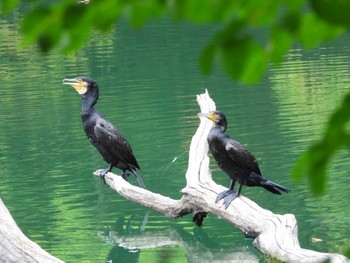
[0,8,349,263]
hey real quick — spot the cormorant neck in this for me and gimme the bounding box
[216,124,227,133]
[81,92,98,115]
[217,117,227,132]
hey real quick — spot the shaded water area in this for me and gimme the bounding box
[1,8,350,263]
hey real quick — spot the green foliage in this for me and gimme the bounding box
[2,0,350,256]
[0,0,19,14]
[220,35,267,84]
[3,0,350,196]
[345,246,350,259]
[12,0,347,83]
[200,20,268,84]
[268,26,293,63]
[310,0,350,27]
[293,93,350,194]
[298,13,344,49]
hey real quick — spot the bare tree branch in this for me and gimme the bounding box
[0,90,347,262]
[96,90,349,263]
[0,199,64,263]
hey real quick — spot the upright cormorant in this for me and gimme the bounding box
[63,76,145,188]
[199,110,289,208]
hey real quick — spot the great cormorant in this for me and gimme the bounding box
[199,110,289,208]
[63,76,145,188]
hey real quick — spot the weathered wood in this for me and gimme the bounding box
[0,199,64,263]
[97,90,349,263]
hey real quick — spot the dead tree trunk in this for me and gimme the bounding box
[0,199,64,263]
[96,90,349,263]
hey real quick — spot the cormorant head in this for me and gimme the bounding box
[198,110,228,131]
[63,76,99,97]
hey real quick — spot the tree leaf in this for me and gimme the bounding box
[62,4,88,30]
[38,18,63,52]
[268,27,293,63]
[345,246,350,259]
[220,36,267,84]
[21,7,49,45]
[89,0,122,31]
[310,0,350,27]
[199,43,215,75]
[0,0,19,14]
[293,92,350,194]
[298,13,344,49]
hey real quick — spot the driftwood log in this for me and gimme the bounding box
[0,199,64,263]
[0,90,348,262]
[95,90,349,263]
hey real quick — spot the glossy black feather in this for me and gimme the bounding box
[94,117,140,171]
[65,76,145,188]
[202,110,289,207]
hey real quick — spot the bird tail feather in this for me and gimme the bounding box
[131,169,146,189]
[262,180,290,195]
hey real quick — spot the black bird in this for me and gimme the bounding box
[199,110,289,208]
[63,76,145,188]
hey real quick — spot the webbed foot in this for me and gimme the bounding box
[99,169,109,184]
[215,189,234,203]
[215,189,239,209]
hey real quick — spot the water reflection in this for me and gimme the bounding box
[269,44,350,253]
[101,214,259,263]
[0,9,349,263]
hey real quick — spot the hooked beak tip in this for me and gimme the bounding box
[62,78,79,85]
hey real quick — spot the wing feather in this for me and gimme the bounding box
[94,118,139,169]
[224,138,261,175]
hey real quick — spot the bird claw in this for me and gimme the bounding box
[223,193,238,208]
[215,189,238,209]
[215,189,233,203]
[99,169,109,184]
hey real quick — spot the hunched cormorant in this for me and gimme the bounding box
[63,76,145,188]
[199,110,289,208]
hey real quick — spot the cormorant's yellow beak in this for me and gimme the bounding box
[63,78,87,94]
[198,112,218,122]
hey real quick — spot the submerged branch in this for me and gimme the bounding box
[96,90,349,263]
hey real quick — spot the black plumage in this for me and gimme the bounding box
[199,110,289,208]
[63,76,145,188]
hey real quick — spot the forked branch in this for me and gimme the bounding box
[96,90,349,263]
